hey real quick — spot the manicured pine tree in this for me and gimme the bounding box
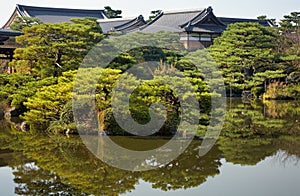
[208,22,279,97]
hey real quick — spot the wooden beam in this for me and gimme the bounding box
[0,57,11,60]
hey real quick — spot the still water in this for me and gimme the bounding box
[1,99,300,196]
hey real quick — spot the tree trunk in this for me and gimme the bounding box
[97,110,106,134]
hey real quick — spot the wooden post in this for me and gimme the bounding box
[9,49,14,73]
[187,32,190,50]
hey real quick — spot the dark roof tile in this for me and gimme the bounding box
[98,18,133,33]
[141,9,205,33]
[0,29,22,36]
[98,15,146,33]
[16,4,107,24]
[141,7,274,34]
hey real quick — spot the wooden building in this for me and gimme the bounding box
[0,29,22,73]
[140,7,274,50]
[3,4,108,29]
[1,4,108,73]
[1,5,275,53]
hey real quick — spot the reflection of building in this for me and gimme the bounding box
[3,4,107,29]
[140,7,274,50]
[98,15,146,34]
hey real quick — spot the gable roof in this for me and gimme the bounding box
[181,7,227,33]
[3,4,107,28]
[180,7,225,28]
[141,9,205,33]
[98,15,146,34]
[141,6,274,34]
[99,18,133,33]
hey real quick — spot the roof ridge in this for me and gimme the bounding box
[139,11,163,30]
[163,8,205,15]
[114,15,145,31]
[179,7,225,29]
[98,17,136,23]
[16,4,105,12]
[218,17,260,19]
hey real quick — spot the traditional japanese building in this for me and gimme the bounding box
[1,5,275,52]
[0,29,22,73]
[3,4,107,29]
[1,4,109,73]
[140,7,274,50]
[98,15,147,34]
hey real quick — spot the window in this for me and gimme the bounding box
[200,37,212,41]
[200,34,212,42]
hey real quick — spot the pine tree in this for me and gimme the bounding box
[208,22,278,97]
[10,18,104,78]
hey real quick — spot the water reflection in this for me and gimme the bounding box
[0,99,300,195]
[223,99,300,137]
[0,129,222,195]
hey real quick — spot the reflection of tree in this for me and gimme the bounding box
[273,136,300,158]
[264,100,300,135]
[0,120,25,151]
[11,132,138,195]
[0,127,223,194]
[13,163,87,196]
[0,121,85,195]
[222,99,300,138]
[218,137,277,165]
[220,99,300,165]
[141,141,221,191]
[2,98,300,195]
[271,150,300,167]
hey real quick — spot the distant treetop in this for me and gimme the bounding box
[104,6,122,18]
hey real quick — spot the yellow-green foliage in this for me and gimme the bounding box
[22,70,76,124]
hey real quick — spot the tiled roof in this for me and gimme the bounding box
[0,29,22,37]
[99,18,133,33]
[141,7,274,34]
[98,15,146,33]
[0,29,22,45]
[141,9,205,33]
[181,7,225,28]
[114,15,146,32]
[11,4,107,25]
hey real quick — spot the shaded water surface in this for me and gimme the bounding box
[1,99,300,195]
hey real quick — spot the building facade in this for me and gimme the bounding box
[1,5,275,55]
[0,29,22,73]
[140,7,274,50]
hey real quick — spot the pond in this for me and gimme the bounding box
[1,99,300,195]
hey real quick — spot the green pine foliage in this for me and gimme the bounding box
[208,22,279,97]
[0,73,36,106]
[277,12,300,88]
[10,18,104,78]
[10,16,40,31]
[22,70,76,126]
[3,11,300,137]
[104,6,122,18]
[10,77,57,110]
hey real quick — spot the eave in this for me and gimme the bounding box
[2,9,19,29]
